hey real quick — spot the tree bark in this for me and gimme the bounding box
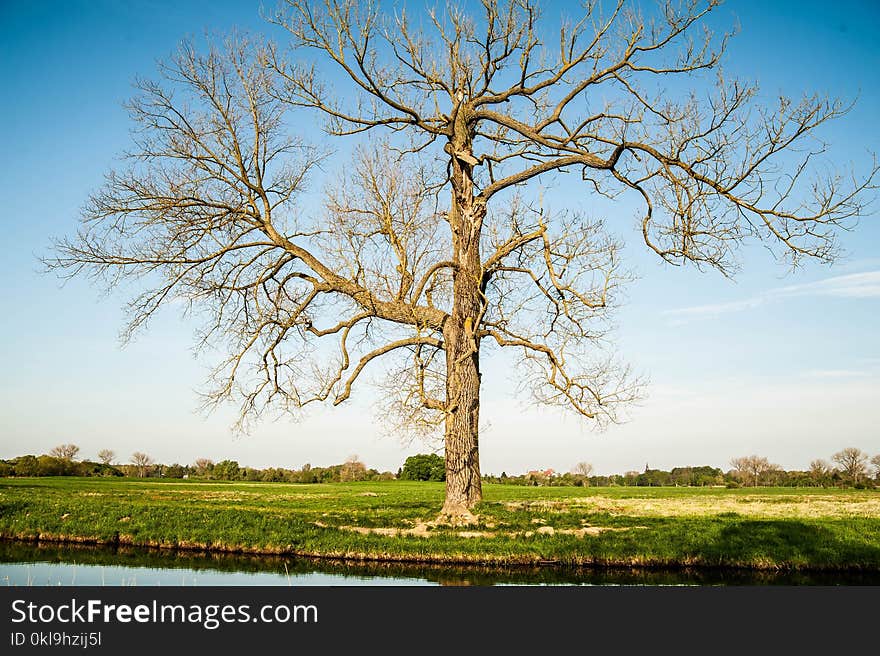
[439,113,484,520]
[440,253,483,518]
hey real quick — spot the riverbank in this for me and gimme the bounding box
[1,478,878,571]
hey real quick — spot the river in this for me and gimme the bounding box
[2,541,877,586]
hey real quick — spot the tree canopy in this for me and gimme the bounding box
[48,0,877,519]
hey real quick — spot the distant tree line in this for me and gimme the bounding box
[485,448,880,489]
[483,465,729,488]
[0,447,396,483]
[0,455,122,479]
[1,445,877,488]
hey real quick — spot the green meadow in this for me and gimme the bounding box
[1,477,879,570]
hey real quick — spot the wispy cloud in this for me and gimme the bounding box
[664,271,880,323]
[776,271,880,299]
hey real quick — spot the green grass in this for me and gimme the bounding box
[1,477,878,570]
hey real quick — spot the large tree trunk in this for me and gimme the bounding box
[440,265,483,519]
[439,119,484,522]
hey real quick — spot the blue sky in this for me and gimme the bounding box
[0,0,878,475]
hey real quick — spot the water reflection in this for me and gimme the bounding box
[1,540,877,586]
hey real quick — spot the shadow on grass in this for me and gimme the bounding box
[706,519,880,570]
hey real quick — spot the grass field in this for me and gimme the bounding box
[1,477,879,570]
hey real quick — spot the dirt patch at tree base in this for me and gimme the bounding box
[313,520,644,539]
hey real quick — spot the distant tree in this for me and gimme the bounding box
[831,448,869,483]
[193,458,214,477]
[339,455,368,482]
[49,444,80,461]
[571,462,594,487]
[762,462,783,486]
[809,459,830,476]
[729,456,750,484]
[400,454,446,482]
[130,452,154,478]
[642,468,672,487]
[11,456,39,476]
[242,467,263,482]
[730,455,777,487]
[36,455,73,476]
[688,466,723,487]
[97,449,115,465]
[164,464,187,478]
[809,459,831,485]
[260,467,283,483]
[295,463,318,483]
[213,460,241,481]
[871,454,880,480]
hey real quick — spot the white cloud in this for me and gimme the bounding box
[663,271,880,323]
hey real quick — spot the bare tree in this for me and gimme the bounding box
[97,449,115,465]
[47,2,876,520]
[572,461,594,480]
[871,454,880,480]
[130,452,154,478]
[729,456,750,485]
[339,454,368,482]
[194,458,214,477]
[809,459,830,484]
[49,444,80,461]
[730,455,777,487]
[831,448,869,483]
